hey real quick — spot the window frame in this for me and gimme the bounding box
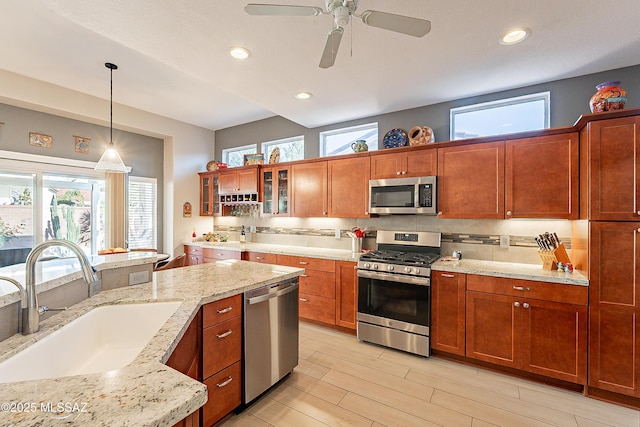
[450,92,550,140]
[319,122,378,157]
[221,143,258,167]
[261,135,304,163]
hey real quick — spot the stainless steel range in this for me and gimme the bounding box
[357,230,441,357]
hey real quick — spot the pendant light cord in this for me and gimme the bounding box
[105,62,118,147]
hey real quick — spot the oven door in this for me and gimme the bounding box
[357,269,430,333]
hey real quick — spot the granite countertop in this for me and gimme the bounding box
[432,258,589,286]
[0,252,158,309]
[0,260,304,426]
[189,241,361,262]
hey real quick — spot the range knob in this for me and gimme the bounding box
[387,265,394,272]
[372,264,379,270]
[414,268,420,275]
[363,263,370,269]
[404,266,412,273]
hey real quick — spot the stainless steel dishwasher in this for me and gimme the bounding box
[243,278,299,404]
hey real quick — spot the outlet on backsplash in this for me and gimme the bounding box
[500,235,510,248]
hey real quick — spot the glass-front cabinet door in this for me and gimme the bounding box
[199,172,219,216]
[262,167,289,216]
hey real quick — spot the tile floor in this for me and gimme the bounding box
[221,323,640,427]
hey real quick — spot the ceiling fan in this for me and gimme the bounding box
[245,1,431,68]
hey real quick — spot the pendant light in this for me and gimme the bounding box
[95,62,128,173]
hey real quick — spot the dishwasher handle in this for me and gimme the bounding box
[246,281,299,305]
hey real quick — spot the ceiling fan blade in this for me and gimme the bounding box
[245,3,323,16]
[319,27,344,69]
[360,10,431,37]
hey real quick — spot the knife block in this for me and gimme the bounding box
[538,243,571,270]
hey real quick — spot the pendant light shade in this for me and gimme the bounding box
[95,62,128,173]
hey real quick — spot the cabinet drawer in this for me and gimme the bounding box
[184,244,202,256]
[245,251,277,264]
[299,293,336,324]
[202,316,242,378]
[202,295,242,328]
[202,361,242,427]
[299,269,336,299]
[203,248,242,261]
[277,254,335,272]
[466,274,588,305]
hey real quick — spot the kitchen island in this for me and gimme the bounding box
[0,260,304,426]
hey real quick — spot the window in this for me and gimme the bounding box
[320,123,378,157]
[222,144,258,167]
[450,92,550,140]
[262,136,304,163]
[0,172,35,267]
[128,177,157,249]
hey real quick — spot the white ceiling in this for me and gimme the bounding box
[1,0,639,131]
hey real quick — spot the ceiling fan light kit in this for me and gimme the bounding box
[245,0,432,68]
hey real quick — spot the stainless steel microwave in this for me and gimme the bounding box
[369,176,437,215]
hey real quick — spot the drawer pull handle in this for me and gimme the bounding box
[216,377,233,388]
[514,302,520,307]
[441,273,455,278]
[256,256,263,260]
[216,329,233,339]
[523,303,530,308]
[299,298,309,302]
[299,261,309,265]
[300,274,308,277]
[218,253,225,257]
[217,306,233,314]
[513,286,530,291]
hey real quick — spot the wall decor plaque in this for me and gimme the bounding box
[29,132,52,148]
[74,135,91,154]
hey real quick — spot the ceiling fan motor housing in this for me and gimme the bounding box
[326,0,358,27]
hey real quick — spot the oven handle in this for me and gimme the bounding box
[357,269,431,287]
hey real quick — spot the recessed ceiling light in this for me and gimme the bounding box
[295,92,312,100]
[229,47,251,59]
[499,28,530,45]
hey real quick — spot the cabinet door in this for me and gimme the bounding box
[328,157,370,217]
[299,293,336,324]
[405,149,437,177]
[431,271,466,356]
[588,222,640,396]
[521,299,587,384]
[184,245,203,266]
[291,161,328,217]
[335,261,357,330]
[587,117,640,220]
[505,133,578,219]
[466,291,520,368]
[199,173,216,216]
[218,171,238,193]
[370,152,404,179]
[237,167,258,192]
[437,142,505,218]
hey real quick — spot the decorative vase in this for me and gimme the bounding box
[589,81,627,113]
[351,140,368,152]
[408,126,435,145]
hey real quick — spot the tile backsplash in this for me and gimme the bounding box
[209,215,576,265]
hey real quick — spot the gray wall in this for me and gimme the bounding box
[0,102,164,249]
[215,64,640,159]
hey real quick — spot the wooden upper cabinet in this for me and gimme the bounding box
[505,133,579,219]
[198,172,219,216]
[218,166,259,193]
[437,141,505,218]
[328,157,371,217]
[588,221,640,397]
[291,161,328,217]
[584,116,640,220]
[370,148,437,179]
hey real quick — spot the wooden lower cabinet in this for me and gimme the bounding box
[166,311,201,427]
[588,221,640,398]
[335,261,357,329]
[431,271,466,356]
[298,293,336,324]
[184,244,203,266]
[201,295,243,426]
[465,274,587,384]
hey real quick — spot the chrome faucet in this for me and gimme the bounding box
[23,239,97,335]
[0,276,26,333]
